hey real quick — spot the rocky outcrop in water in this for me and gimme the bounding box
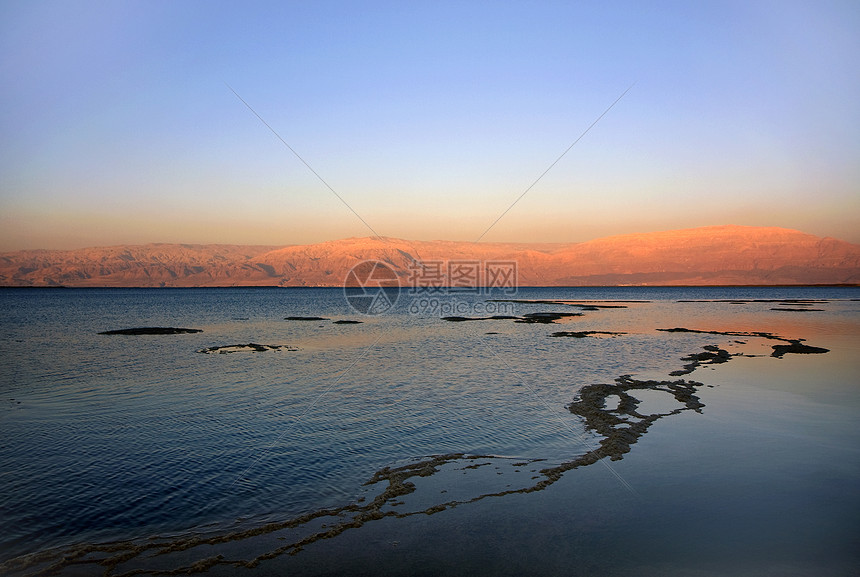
[98,327,202,335]
[197,344,298,354]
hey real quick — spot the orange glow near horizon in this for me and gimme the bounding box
[1,3,858,252]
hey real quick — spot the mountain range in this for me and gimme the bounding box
[1,226,858,287]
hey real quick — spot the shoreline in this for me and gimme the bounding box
[2,321,838,576]
[2,284,860,290]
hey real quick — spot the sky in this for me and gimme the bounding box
[1,0,858,251]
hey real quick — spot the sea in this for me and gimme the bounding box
[1,286,858,576]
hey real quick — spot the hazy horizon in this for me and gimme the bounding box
[2,223,859,254]
[2,1,859,251]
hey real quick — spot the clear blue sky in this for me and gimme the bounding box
[1,0,858,250]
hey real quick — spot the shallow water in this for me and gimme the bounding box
[1,286,858,575]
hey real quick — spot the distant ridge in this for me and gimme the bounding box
[1,226,858,287]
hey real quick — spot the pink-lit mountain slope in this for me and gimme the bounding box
[1,226,858,287]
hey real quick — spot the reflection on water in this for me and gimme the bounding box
[0,287,858,575]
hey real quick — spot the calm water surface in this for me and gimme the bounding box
[1,287,858,575]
